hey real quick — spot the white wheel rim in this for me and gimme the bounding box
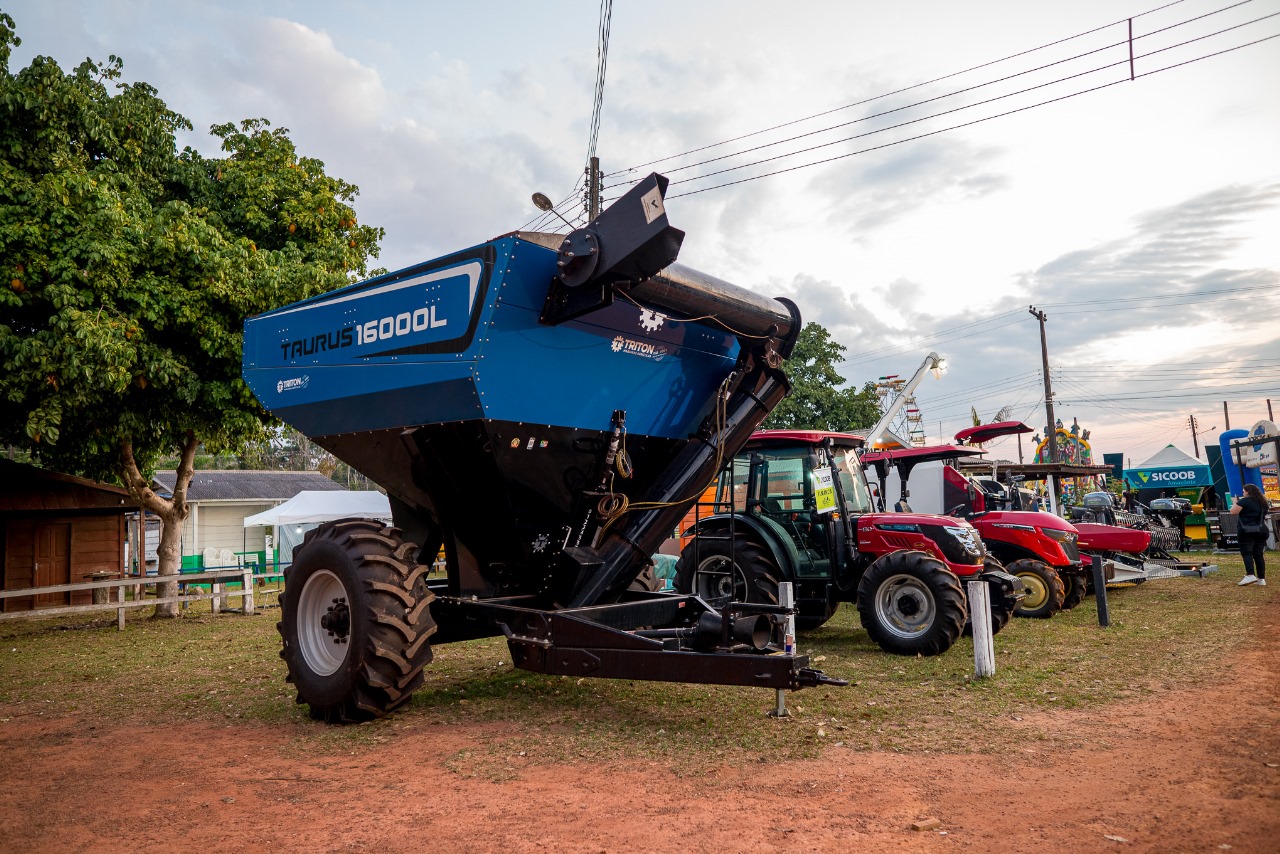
[297,569,350,676]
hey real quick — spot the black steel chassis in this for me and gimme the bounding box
[431,592,843,691]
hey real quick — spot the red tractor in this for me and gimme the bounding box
[676,431,1024,656]
[859,443,1087,619]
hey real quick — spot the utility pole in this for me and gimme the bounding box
[1029,306,1057,463]
[587,157,601,222]
[1189,413,1200,458]
[1029,306,1059,515]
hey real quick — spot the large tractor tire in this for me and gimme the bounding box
[675,534,781,608]
[1060,570,1088,610]
[1008,558,1065,619]
[278,519,436,723]
[963,558,1017,638]
[856,550,967,656]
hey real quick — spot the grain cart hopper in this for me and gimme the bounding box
[242,174,844,722]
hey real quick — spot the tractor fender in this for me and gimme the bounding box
[684,513,801,580]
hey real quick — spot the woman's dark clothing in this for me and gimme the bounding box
[1237,495,1269,579]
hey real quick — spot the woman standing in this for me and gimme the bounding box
[1232,483,1270,586]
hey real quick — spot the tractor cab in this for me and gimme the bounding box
[716,431,874,582]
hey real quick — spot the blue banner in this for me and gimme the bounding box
[1124,465,1213,489]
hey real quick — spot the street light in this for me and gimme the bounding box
[531,192,576,230]
[929,354,948,380]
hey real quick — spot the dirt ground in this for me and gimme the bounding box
[2,591,1277,853]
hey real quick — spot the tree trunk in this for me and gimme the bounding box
[119,434,198,618]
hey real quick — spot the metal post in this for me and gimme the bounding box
[1090,554,1110,628]
[1029,306,1058,513]
[968,580,996,677]
[588,156,601,222]
[772,581,796,717]
[242,569,255,616]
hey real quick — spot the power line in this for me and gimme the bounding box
[598,7,1278,203]
[604,0,1198,179]
[839,314,1032,368]
[586,0,613,164]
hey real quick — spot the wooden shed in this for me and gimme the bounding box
[0,460,137,612]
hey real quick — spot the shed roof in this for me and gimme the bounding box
[0,459,137,513]
[152,470,348,502]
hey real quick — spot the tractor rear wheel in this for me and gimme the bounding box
[1060,570,1088,610]
[278,519,436,723]
[675,534,780,608]
[1008,558,1065,619]
[856,550,967,656]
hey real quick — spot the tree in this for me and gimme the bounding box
[763,322,881,432]
[0,15,384,615]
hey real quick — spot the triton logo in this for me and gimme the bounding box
[610,336,669,361]
[276,376,310,393]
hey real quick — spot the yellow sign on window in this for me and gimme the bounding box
[814,466,836,514]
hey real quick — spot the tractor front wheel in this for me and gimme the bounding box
[856,550,967,656]
[279,519,436,723]
[1009,558,1065,619]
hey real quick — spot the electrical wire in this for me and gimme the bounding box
[604,0,1198,179]
[586,0,613,164]
[596,5,1279,203]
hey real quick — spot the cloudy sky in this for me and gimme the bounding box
[6,0,1278,467]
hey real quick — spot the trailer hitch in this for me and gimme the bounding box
[796,668,850,688]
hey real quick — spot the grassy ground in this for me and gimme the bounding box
[0,553,1266,775]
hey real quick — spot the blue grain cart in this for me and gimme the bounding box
[243,174,842,721]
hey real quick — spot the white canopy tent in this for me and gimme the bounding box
[243,490,392,564]
[242,490,391,528]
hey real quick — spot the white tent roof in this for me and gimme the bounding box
[242,490,392,527]
[1133,444,1205,469]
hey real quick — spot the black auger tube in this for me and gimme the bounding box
[564,349,792,608]
[629,263,798,350]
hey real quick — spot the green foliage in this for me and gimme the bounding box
[0,17,383,482]
[763,322,880,432]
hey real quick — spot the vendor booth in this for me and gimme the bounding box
[1123,445,1215,543]
[242,490,392,569]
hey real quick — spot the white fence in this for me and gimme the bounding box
[0,569,283,630]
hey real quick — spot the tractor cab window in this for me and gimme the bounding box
[714,456,751,513]
[834,449,874,514]
[744,446,831,574]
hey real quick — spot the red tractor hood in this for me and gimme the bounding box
[970,510,1076,533]
[860,512,970,529]
[1075,522,1151,554]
